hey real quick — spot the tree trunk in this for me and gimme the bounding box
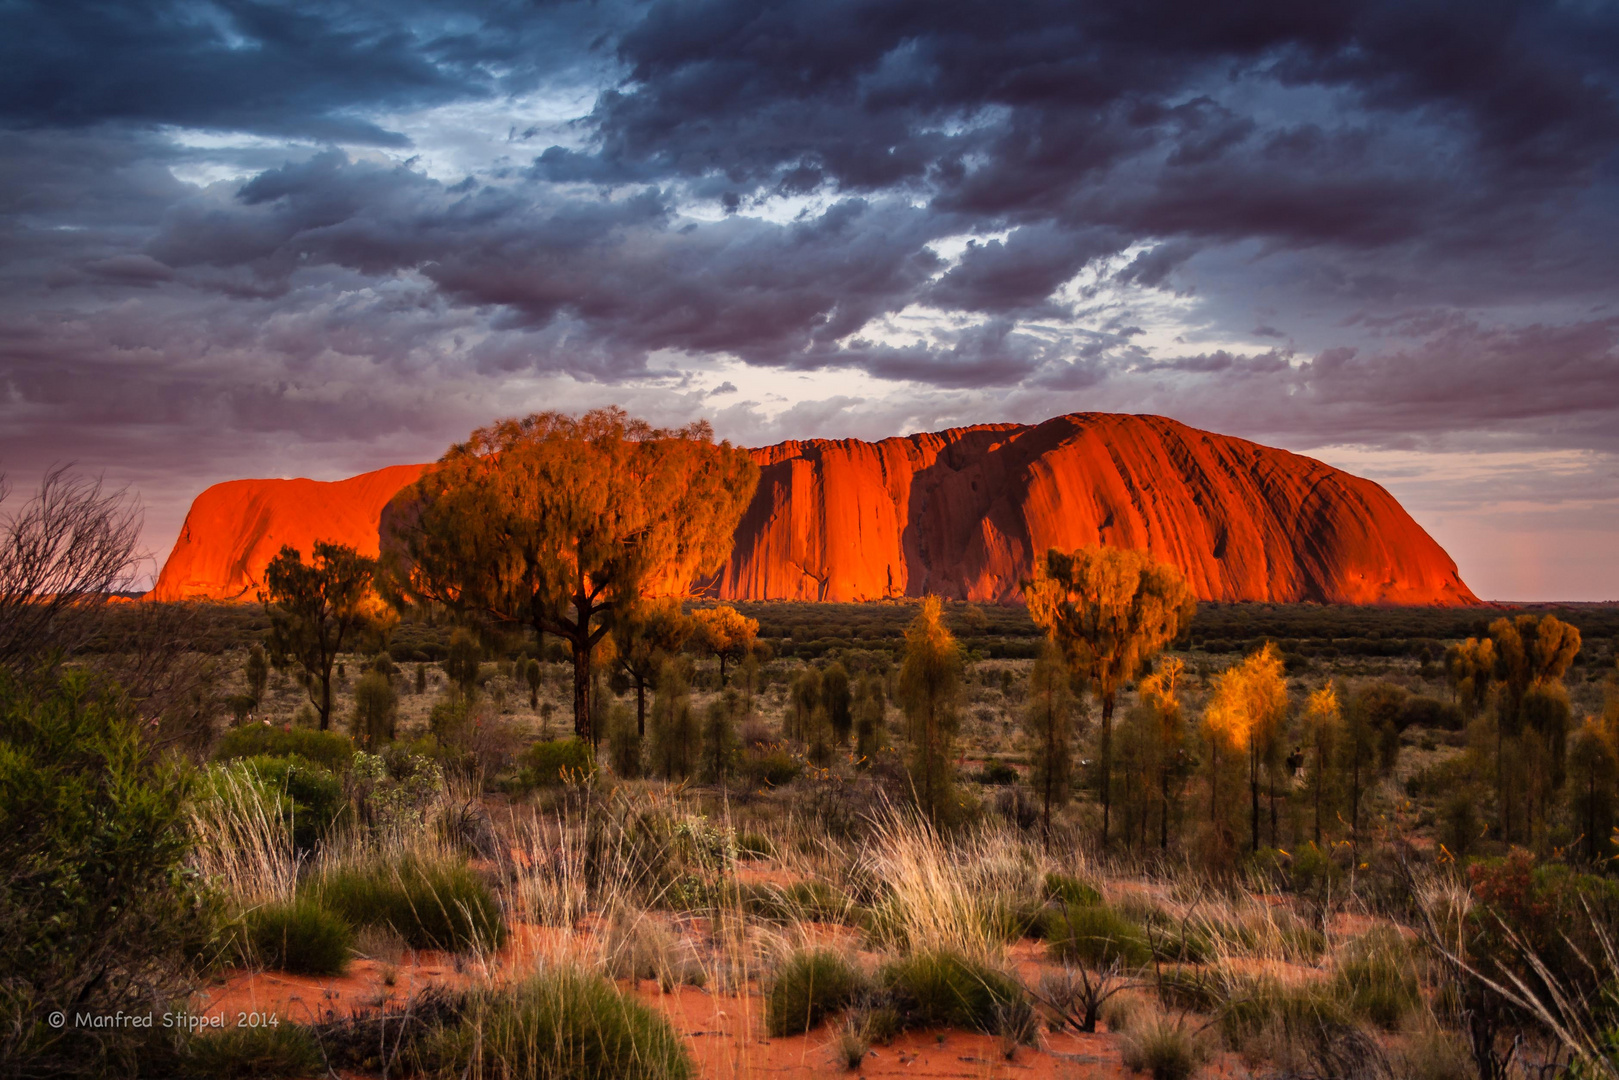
[719,653,728,687]
[636,677,647,738]
[319,664,332,730]
[1250,755,1261,853]
[1100,694,1115,847]
[1160,765,1170,850]
[1313,748,1323,845]
[572,636,592,744]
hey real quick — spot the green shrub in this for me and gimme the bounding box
[1287,842,1344,896]
[736,831,776,859]
[243,897,353,976]
[519,737,597,787]
[1330,928,1419,1030]
[317,856,505,952]
[880,949,1026,1033]
[0,672,216,1078]
[1044,904,1153,969]
[181,1021,323,1079]
[213,724,354,772]
[1121,1016,1207,1080]
[767,949,865,1036]
[1043,871,1102,907]
[427,966,692,1080]
[741,744,802,787]
[235,754,347,851]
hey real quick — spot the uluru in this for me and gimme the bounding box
[150,413,1477,606]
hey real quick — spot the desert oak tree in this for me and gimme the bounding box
[260,542,380,731]
[1024,545,1196,846]
[380,409,757,743]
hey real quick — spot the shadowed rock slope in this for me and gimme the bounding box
[151,413,1476,605]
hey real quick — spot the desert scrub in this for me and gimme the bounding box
[518,737,596,787]
[316,855,505,952]
[1330,927,1420,1029]
[242,896,353,975]
[229,754,348,852]
[1043,871,1102,907]
[180,1022,324,1079]
[1044,903,1153,969]
[767,949,865,1036]
[212,724,355,773]
[880,949,1029,1035]
[1121,1015,1209,1080]
[0,672,219,1079]
[1217,975,1352,1053]
[426,966,693,1080]
[602,912,704,990]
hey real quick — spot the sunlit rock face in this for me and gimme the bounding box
[149,464,428,601]
[152,413,1477,606]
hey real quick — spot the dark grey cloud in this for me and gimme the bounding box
[1,0,1618,597]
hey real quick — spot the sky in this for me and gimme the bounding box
[1,0,1616,601]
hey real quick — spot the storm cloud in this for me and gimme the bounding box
[0,0,1616,597]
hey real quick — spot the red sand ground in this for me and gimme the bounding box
[192,922,1141,1079]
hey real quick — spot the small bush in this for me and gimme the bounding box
[736,831,776,859]
[1330,927,1419,1030]
[317,856,505,952]
[1121,1016,1207,1080]
[1045,904,1153,969]
[1043,871,1102,907]
[767,949,865,1036]
[235,754,347,851]
[213,724,355,772]
[519,737,596,787]
[741,744,802,787]
[426,966,693,1080]
[880,949,1026,1033]
[243,897,353,975]
[181,1022,323,1079]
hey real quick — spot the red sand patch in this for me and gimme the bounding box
[193,920,1138,1078]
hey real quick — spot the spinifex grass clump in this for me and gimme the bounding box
[212,725,355,773]
[242,896,353,975]
[737,879,862,925]
[179,1023,324,1080]
[1044,903,1153,969]
[766,949,865,1036]
[426,966,693,1080]
[880,949,1030,1035]
[1043,871,1102,907]
[1121,1016,1208,1080]
[317,855,505,952]
[1330,927,1420,1029]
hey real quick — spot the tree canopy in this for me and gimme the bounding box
[260,541,381,730]
[689,604,758,686]
[1024,544,1196,846]
[380,408,758,742]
